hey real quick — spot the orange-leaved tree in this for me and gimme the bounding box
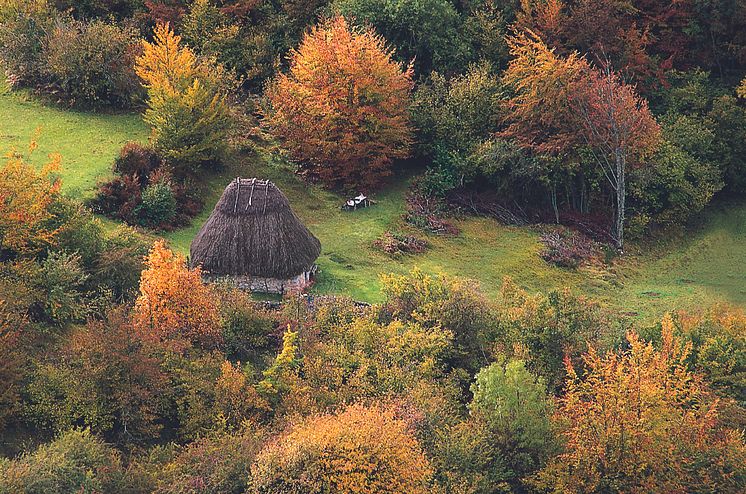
[251,403,433,493]
[132,240,222,351]
[0,145,62,256]
[263,15,414,190]
[532,327,746,493]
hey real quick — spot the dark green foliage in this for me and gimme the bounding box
[332,0,468,75]
[0,1,57,86]
[652,70,746,195]
[137,178,177,228]
[35,250,91,325]
[43,18,142,108]
[53,0,146,20]
[218,288,277,362]
[411,64,506,195]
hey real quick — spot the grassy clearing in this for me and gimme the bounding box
[4,88,745,320]
[0,83,148,200]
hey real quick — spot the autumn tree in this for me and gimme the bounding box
[132,240,222,351]
[250,403,433,493]
[738,77,746,98]
[502,32,660,248]
[533,328,746,493]
[501,30,590,222]
[0,146,62,257]
[135,22,231,177]
[263,15,414,190]
[24,309,168,441]
[574,63,661,249]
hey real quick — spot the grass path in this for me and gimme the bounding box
[4,88,745,320]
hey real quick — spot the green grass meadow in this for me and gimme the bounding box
[3,87,745,320]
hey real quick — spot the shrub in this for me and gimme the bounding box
[539,227,600,268]
[403,190,459,235]
[0,429,127,494]
[373,231,429,257]
[114,142,162,179]
[155,429,264,494]
[0,0,57,87]
[136,23,231,177]
[263,15,414,190]
[43,17,141,108]
[136,175,177,229]
[251,404,433,493]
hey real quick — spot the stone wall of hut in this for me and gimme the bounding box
[205,271,313,295]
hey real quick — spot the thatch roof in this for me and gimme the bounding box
[190,178,321,279]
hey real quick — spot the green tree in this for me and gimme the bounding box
[332,0,468,74]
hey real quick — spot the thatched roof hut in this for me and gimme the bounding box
[190,178,321,293]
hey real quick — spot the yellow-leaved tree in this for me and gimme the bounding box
[0,145,61,256]
[135,23,231,177]
[132,240,222,351]
[738,77,746,98]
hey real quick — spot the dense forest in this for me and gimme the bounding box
[0,0,745,493]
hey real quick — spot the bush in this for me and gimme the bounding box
[114,142,162,179]
[136,176,177,229]
[251,404,433,494]
[403,191,459,235]
[94,143,203,229]
[539,227,600,268]
[43,17,142,108]
[0,429,127,494]
[0,0,57,87]
[155,429,264,494]
[373,231,429,257]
